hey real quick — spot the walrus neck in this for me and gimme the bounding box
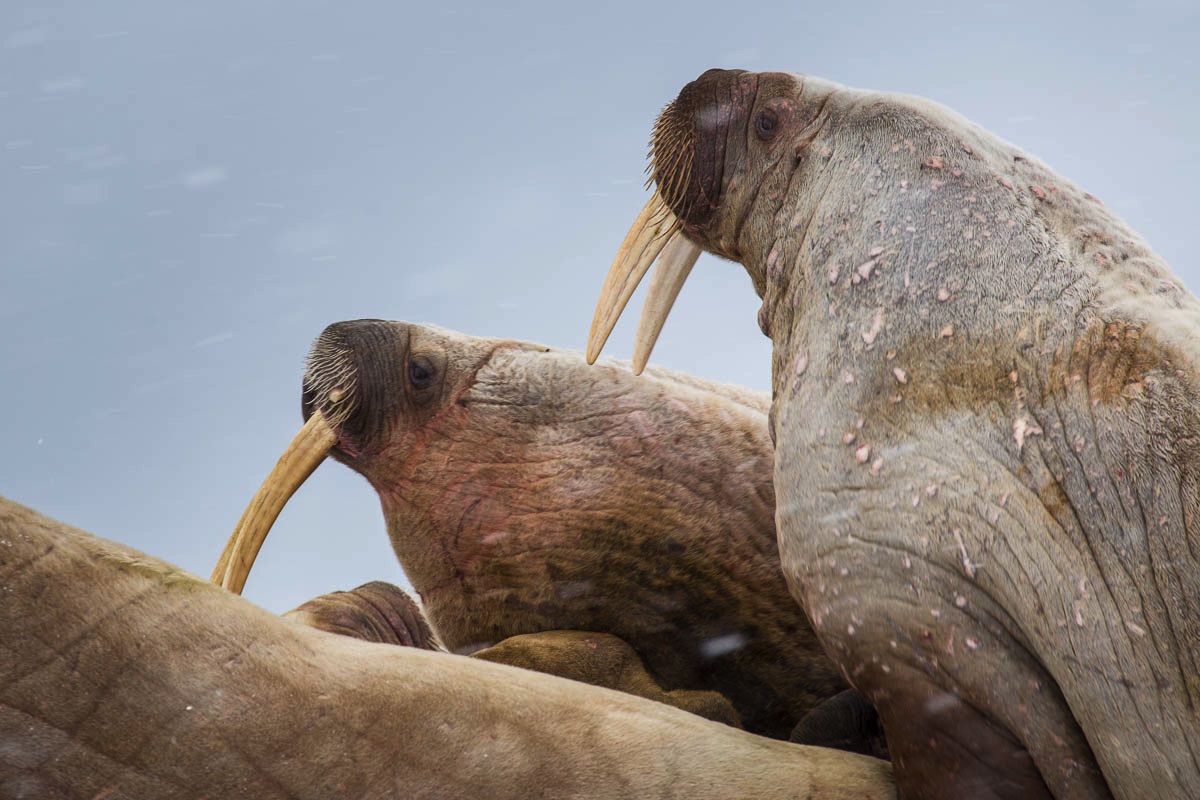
[740,122,854,340]
[755,135,1102,419]
[372,377,780,655]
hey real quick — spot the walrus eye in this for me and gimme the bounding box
[755,108,779,140]
[408,357,435,390]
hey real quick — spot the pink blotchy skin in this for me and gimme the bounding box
[302,319,846,739]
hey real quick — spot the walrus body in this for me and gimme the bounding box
[0,495,895,799]
[590,69,1199,798]
[294,320,842,738]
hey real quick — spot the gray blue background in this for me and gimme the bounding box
[2,0,1196,612]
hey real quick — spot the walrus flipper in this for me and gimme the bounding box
[472,630,743,729]
[790,689,889,760]
[285,580,439,650]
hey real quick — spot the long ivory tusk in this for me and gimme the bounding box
[631,234,702,375]
[211,411,337,594]
[586,191,681,364]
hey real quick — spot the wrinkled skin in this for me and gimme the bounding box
[299,320,846,738]
[0,496,895,799]
[283,581,440,649]
[622,69,1199,798]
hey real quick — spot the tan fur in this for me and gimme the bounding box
[0,496,894,799]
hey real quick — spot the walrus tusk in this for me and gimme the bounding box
[631,233,702,375]
[211,411,337,594]
[586,190,683,364]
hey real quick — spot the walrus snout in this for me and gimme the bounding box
[211,319,423,595]
[652,68,755,233]
[303,319,409,459]
[588,68,767,369]
[590,69,829,370]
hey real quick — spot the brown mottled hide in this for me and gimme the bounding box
[0,496,896,799]
[301,321,844,738]
[639,68,1200,798]
[284,581,439,649]
[473,630,743,728]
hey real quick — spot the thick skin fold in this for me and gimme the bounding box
[0,495,895,799]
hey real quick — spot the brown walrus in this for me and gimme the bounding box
[213,320,846,739]
[0,495,895,799]
[284,580,440,649]
[589,69,1200,799]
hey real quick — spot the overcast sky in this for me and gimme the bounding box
[2,0,1196,613]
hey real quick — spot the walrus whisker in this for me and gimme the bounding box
[656,152,693,218]
[649,101,696,218]
[632,233,702,374]
[303,343,359,429]
[646,200,676,230]
[586,190,681,364]
[211,410,337,594]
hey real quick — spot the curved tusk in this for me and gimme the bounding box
[211,411,337,594]
[631,234,702,375]
[586,191,681,364]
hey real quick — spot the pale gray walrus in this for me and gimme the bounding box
[212,320,860,741]
[587,69,1199,799]
[0,496,895,799]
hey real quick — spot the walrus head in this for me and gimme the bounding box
[210,320,502,595]
[589,69,839,371]
[649,68,757,240]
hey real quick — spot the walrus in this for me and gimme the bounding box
[0,495,896,799]
[287,580,743,726]
[283,580,440,648]
[588,69,1199,798]
[212,320,849,739]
